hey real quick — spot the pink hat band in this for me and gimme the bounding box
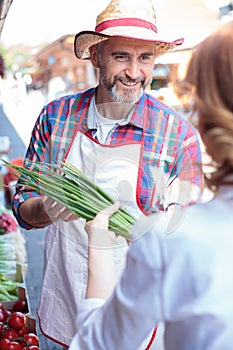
[95,18,157,34]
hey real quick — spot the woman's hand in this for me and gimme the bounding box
[85,201,120,248]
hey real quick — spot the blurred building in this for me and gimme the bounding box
[149,0,231,112]
[23,35,97,98]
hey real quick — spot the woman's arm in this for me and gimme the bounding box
[85,202,120,299]
[69,209,162,350]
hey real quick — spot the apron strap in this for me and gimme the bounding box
[144,326,158,350]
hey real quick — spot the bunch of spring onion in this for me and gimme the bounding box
[3,160,135,238]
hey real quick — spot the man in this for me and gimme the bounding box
[12,0,203,347]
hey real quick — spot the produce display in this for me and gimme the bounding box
[0,161,40,348]
[0,198,39,347]
[0,302,39,349]
[0,206,27,277]
[0,273,19,302]
[0,209,18,234]
[3,160,136,238]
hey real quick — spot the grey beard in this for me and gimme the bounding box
[108,84,144,104]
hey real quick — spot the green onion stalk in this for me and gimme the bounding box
[2,160,136,239]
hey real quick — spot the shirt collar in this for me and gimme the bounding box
[87,93,146,130]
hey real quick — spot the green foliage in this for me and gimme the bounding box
[0,42,31,70]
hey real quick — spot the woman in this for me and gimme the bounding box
[69,22,233,350]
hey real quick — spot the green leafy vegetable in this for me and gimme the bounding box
[3,160,135,238]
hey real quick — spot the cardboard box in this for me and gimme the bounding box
[1,262,27,284]
[1,285,29,312]
[25,314,37,334]
[1,263,30,313]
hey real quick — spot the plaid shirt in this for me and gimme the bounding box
[12,87,202,229]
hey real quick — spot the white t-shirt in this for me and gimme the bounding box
[91,96,126,143]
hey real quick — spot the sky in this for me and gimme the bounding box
[1,0,109,46]
[1,0,219,47]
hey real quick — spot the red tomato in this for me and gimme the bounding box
[0,338,21,350]
[0,322,6,336]
[13,300,28,313]
[0,339,10,349]
[1,328,18,340]
[3,308,12,319]
[17,339,27,347]
[0,310,5,323]
[8,341,21,350]
[28,347,40,350]
[7,312,26,331]
[17,325,29,336]
[24,333,39,346]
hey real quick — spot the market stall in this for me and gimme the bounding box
[0,138,41,349]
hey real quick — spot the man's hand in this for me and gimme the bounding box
[41,196,78,223]
[18,196,79,228]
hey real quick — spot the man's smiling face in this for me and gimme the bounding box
[91,37,156,104]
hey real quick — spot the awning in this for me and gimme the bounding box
[0,0,13,36]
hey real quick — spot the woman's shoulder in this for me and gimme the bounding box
[131,195,233,264]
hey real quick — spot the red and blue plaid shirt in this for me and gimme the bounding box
[12,87,203,229]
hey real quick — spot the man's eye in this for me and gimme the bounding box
[141,55,153,62]
[114,55,129,62]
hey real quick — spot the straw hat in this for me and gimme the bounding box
[74,0,184,60]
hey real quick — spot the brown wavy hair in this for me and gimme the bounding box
[185,22,233,192]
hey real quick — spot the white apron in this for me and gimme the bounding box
[37,131,143,346]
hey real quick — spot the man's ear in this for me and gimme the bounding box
[90,46,99,68]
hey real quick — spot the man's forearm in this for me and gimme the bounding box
[18,197,52,228]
